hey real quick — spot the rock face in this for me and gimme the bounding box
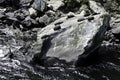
[34,13,109,66]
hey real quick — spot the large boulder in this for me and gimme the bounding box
[33,13,110,66]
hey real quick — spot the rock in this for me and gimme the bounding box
[109,16,120,40]
[0,13,5,19]
[0,46,10,58]
[0,0,5,4]
[34,13,108,66]
[53,25,61,31]
[93,0,120,13]
[89,0,107,14]
[29,8,37,18]
[39,15,49,26]
[39,14,55,26]
[20,0,33,7]
[32,0,47,12]
[14,10,27,21]
[46,10,55,17]
[76,15,111,66]
[67,12,75,18]
[0,0,20,8]
[111,27,120,34]
[54,21,63,25]
[87,16,94,21]
[47,0,64,11]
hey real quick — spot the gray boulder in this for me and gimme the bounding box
[33,13,110,66]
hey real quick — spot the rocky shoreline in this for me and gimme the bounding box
[0,0,120,79]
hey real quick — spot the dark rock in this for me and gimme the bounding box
[22,20,32,28]
[54,25,61,31]
[14,9,29,21]
[67,12,75,18]
[21,16,40,29]
[14,11,26,21]
[54,21,63,25]
[87,17,94,21]
[84,12,90,17]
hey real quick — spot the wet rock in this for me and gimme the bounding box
[46,10,55,17]
[34,13,108,66]
[32,0,47,12]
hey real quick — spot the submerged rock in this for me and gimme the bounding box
[33,13,109,66]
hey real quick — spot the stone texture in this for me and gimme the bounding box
[35,13,108,65]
